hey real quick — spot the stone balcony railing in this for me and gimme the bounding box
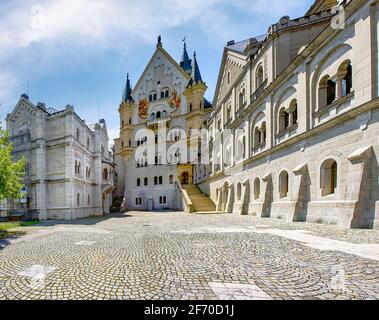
[146,116,171,128]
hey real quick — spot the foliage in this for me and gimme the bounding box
[0,124,26,200]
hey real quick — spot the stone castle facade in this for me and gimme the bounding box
[114,38,212,212]
[193,0,379,229]
[6,95,114,220]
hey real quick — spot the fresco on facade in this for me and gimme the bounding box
[168,90,181,110]
[138,98,149,119]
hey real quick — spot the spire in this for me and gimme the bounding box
[180,39,192,75]
[191,51,203,83]
[122,73,133,103]
[157,35,162,48]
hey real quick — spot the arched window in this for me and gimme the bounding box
[278,107,289,132]
[137,178,141,187]
[159,176,163,185]
[338,60,352,97]
[87,138,90,148]
[77,193,80,207]
[103,169,108,180]
[279,171,289,199]
[76,128,80,140]
[169,175,174,184]
[239,90,245,108]
[189,103,193,112]
[144,177,148,186]
[289,99,298,126]
[154,177,158,185]
[165,90,169,98]
[128,117,132,125]
[87,194,90,206]
[153,93,157,101]
[254,178,260,200]
[161,91,165,99]
[156,111,161,119]
[319,75,336,109]
[162,110,167,118]
[236,182,242,201]
[226,106,231,121]
[149,95,153,102]
[321,159,338,196]
[128,139,132,147]
[255,65,264,89]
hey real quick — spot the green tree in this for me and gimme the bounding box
[0,124,25,200]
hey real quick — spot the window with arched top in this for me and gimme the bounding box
[87,194,90,206]
[338,60,352,97]
[255,65,264,89]
[279,171,289,199]
[321,159,338,196]
[103,168,108,180]
[254,178,260,200]
[137,178,141,187]
[144,177,148,186]
[156,111,161,119]
[77,193,80,207]
[318,75,336,109]
[289,99,298,126]
[154,176,158,185]
[76,128,80,141]
[169,175,174,185]
[278,107,289,132]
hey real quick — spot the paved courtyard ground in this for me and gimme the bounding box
[0,211,378,300]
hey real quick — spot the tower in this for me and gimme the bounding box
[183,52,208,137]
[118,73,135,161]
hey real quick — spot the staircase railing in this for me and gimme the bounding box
[176,181,195,213]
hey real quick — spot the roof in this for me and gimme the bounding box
[226,34,267,54]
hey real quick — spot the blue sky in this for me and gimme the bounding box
[0,0,314,141]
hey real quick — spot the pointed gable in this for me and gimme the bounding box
[6,96,37,136]
[131,45,191,101]
[213,45,248,106]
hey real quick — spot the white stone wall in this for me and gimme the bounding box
[204,0,379,229]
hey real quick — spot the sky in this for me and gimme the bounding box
[0,0,314,142]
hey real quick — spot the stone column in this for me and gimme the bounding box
[35,110,48,220]
[346,146,373,228]
[94,123,103,216]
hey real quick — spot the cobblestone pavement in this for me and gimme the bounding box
[0,212,378,300]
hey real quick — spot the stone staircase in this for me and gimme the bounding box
[183,184,218,213]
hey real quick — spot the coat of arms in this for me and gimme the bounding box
[138,98,149,119]
[168,90,181,110]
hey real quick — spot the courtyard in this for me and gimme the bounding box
[0,211,378,300]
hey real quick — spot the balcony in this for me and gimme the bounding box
[251,79,268,103]
[146,116,171,129]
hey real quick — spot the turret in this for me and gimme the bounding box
[118,73,135,161]
[183,52,208,136]
[180,41,192,75]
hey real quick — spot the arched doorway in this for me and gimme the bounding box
[181,172,189,185]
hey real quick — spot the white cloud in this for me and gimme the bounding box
[0,0,224,58]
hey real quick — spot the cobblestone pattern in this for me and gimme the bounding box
[0,212,378,300]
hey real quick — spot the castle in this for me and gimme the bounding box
[115,0,379,229]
